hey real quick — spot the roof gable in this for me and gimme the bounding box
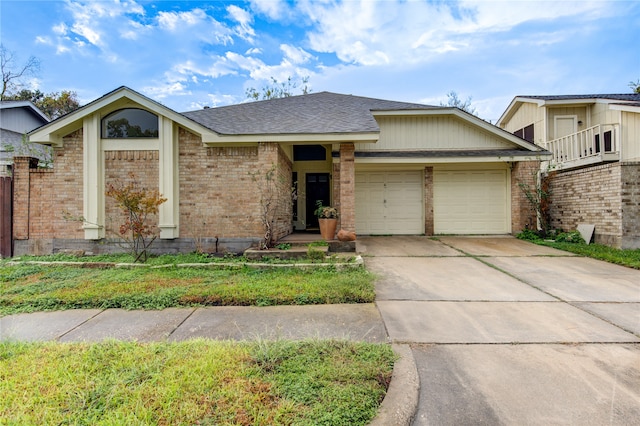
[28,86,217,146]
[498,93,640,127]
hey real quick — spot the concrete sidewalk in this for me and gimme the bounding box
[0,304,387,343]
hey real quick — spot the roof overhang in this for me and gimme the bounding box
[28,86,220,147]
[341,149,551,164]
[610,103,640,113]
[201,131,379,145]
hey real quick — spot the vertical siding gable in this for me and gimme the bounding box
[355,115,515,151]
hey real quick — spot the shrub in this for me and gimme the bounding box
[516,228,542,242]
[555,230,585,244]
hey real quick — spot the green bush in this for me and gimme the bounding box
[555,230,585,244]
[516,228,542,242]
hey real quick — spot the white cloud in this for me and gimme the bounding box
[157,9,207,32]
[142,81,190,100]
[226,5,256,42]
[249,0,289,20]
[280,44,313,65]
[296,0,611,67]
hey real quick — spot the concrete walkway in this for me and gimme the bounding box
[364,236,640,425]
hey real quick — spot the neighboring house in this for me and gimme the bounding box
[0,101,50,176]
[498,94,640,248]
[15,86,549,255]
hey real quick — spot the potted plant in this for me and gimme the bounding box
[315,201,338,240]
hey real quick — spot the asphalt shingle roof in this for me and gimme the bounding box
[519,94,640,102]
[182,91,436,135]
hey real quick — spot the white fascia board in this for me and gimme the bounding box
[28,86,219,146]
[353,154,551,165]
[202,132,379,145]
[609,103,640,113]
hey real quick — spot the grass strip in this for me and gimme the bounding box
[0,339,395,425]
[0,265,375,316]
[536,241,640,269]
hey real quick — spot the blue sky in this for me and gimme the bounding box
[1,0,638,122]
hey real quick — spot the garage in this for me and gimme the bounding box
[433,169,509,234]
[355,171,424,234]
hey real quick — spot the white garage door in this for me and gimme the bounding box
[355,171,424,234]
[433,169,509,234]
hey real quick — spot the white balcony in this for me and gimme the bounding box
[546,124,620,170]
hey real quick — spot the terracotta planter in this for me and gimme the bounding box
[318,218,338,240]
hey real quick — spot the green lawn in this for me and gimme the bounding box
[534,241,640,269]
[0,339,395,425]
[0,264,375,316]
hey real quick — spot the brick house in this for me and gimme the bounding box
[498,94,640,248]
[16,86,549,255]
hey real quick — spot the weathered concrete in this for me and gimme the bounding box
[358,236,461,257]
[438,235,574,257]
[377,300,639,344]
[412,344,640,426]
[574,302,640,335]
[369,256,555,301]
[488,256,640,302]
[58,308,196,342]
[0,309,102,341]
[168,304,387,342]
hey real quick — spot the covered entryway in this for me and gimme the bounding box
[355,170,423,235]
[433,169,509,234]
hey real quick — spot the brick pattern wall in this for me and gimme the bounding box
[104,150,160,238]
[178,130,292,243]
[424,166,434,235]
[620,162,640,249]
[52,130,84,239]
[510,161,540,233]
[546,163,622,246]
[338,143,355,231]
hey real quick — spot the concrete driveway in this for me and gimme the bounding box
[362,236,640,425]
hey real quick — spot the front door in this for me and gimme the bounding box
[306,173,330,229]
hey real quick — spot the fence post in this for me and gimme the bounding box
[0,176,12,257]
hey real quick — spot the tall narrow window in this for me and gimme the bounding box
[102,108,159,138]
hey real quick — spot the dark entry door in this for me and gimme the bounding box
[306,173,330,229]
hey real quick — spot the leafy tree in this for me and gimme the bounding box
[629,79,640,94]
[0,43,40,99]
[246,76,310,101]
[440,90,477,115]
[105,173,167,262]
[4,89,80,119]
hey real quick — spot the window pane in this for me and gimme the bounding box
[102,108,159,138]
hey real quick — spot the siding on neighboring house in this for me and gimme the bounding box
[621,111,640,161]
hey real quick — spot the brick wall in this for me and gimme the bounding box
[620,162,640,249]
[14,126,295,255]
[424,166,434,235]
[338,143,355,231]
[104,150,160,237]
[178,130,291,245]
[546,163,622,246]
[510,161,540,233]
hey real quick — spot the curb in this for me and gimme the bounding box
[369,343,419,426]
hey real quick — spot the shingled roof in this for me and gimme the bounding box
[182,91,436,135]
[517,94,640,102]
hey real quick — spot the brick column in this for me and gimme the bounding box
[424,166,434,235]
[12,156,39,240]
[339,143,355,231]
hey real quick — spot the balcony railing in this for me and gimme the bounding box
[546,124,620,169]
